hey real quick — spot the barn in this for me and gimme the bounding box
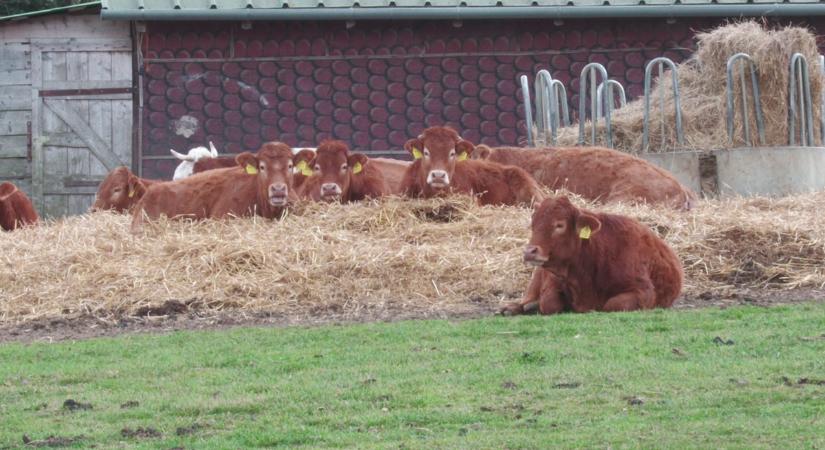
[2,0,824,216]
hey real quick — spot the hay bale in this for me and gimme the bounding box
[1,193,824,325]
[550,21,824,152]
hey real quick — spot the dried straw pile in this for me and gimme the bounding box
[1,193,824,325]
[551,21,824,152]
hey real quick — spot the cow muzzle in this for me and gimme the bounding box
[320,183,342,202]
[268,183,289,207]
[426,170,450,188]
[523,245,549,266]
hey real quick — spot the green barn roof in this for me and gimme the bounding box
[100,0,825,20]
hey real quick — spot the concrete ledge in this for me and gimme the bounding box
[713,146,825,197]
[639,151,702,195]
[640,146,825,198]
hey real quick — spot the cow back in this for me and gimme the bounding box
[370,158,410,195]
[192,156,238,174]
[570,212,683,310]
[0,182,38,231]
[485,146,696,210]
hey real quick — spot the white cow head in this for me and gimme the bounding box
[171,142,219,180]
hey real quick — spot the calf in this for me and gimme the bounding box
[90,166,159,213]
[0,182,38,231]
[500,196,682,315]
[474,145,696,210]
[131,142,301,233]
[298,140,389,202]
[400,126,543,207]
[171,142,219,180]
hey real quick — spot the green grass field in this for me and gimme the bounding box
[2,304,824,449]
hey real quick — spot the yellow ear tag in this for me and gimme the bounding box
[579,226,592,240]
[457,151,468,161]
[352,162,363,175]
[245,164,258,175]
[128,188,135,198]
[296,160,313,177]
[412,147,423,160]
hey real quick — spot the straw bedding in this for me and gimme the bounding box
[549,21,824,152]
[1,192,824,325]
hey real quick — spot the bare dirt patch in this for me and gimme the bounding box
[2,288,820,344]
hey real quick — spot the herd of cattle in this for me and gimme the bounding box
[1,125,691,316]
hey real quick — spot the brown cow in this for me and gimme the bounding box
[131,142,301,233]
[298,140,390,202]
[500,196,682,315]
[90,167,159,213]
[474,145,696,211]
[192,156,237,174]
[0,182,38,231]
[400,127,543,206]
[369,157,410,195]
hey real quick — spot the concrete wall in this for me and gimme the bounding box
[642,147,825,198]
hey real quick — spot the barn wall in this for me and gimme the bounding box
[0,13,132,216]
[139,17,820,179]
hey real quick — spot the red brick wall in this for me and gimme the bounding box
[141,17,738,178]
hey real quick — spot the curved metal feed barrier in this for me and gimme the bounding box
[577,62,612,147]
[725,53,765,146]
[642,57,684,150]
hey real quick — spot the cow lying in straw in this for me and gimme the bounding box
[474,145,696,211]
[297,140,390,203]
[400,126,544,207]
[501,196,683,315]
[0,182,38,231]
[90,167,160,213]
[131,142,301,233]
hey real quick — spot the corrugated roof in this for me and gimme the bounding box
[0,1,101,23]
[101,0,820,9]
[100,0,825,21]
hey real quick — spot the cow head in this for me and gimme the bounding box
[524,196,602,268]
[235,142,301,210]
[171,142,219,180]
[304,140,368,202]
[90,167,147,213]
[404,126,474,190]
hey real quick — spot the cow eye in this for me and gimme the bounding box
[113,188,122,193]
[341,163,348,171]
[288,162,293,169]
[259,164,265,171]
[554,223,565,232]
[314,164,321,172]
[423,149,430,157]
[449,150,456,158]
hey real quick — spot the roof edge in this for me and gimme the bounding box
[101,4,825,21]
[0,1,101,23]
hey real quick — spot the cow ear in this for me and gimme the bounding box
[236,152,259,175]
[404,138,424,160]
[474,144,492,160]
[575,213,602,240]
[348,153,368,175]
[128,174,147,199]
[293,150,315,176]
[455,139,475,161]
[0,184,17,202]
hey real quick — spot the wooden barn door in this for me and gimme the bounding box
[30,39,133,217]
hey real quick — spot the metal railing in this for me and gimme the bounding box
[788,52,815,146]
[642,57,684,150]
[521,70,570,146]
[725,53,765,146]
[595,79,627,121]
[577,62,612,147]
